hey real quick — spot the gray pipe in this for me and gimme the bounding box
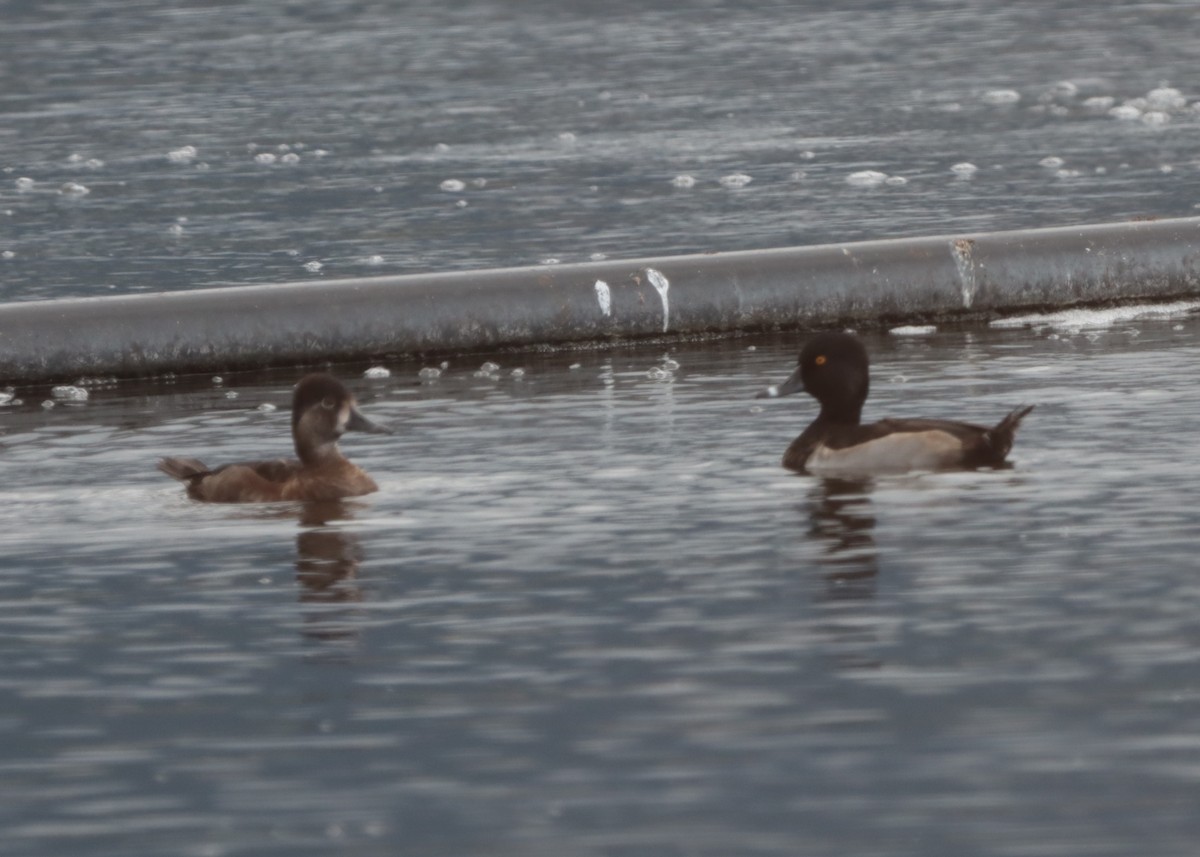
[2,217,1199,383]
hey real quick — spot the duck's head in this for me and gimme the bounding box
[292,373,391,462]
[758,332,870,423]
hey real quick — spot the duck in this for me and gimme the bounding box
[758,332,1033,475]
[158,373,391,502]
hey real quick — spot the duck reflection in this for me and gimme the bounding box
[804,477,881,670]
[806,476,879,598]
[293,500,366,642]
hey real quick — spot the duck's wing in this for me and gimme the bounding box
[162,457,300,503]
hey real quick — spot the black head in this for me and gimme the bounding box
[758,332,870,424]
[291,373,391,462]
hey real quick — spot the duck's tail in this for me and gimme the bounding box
[157,457,210,482]
[984,405,1034,462]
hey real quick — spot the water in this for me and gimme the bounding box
[3,313,1200,855]
[2,1,1200,301]
[5,2,1200,853]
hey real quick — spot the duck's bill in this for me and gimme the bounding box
[346,406,393,434]
[756,366,804,399]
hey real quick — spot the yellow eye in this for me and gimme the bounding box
[814,355,827,366]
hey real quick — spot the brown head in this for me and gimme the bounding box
[291,373,391,464]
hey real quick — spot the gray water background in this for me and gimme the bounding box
[4,2,1200,855]
[2,0,1200,301]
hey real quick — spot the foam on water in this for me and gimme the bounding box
[990,300,1200,332]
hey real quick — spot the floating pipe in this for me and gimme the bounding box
[1,217,1199,383]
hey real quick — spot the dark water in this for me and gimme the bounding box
[3,310,1200,855]
[2,0,1200,301]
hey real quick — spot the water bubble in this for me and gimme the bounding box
[417,367,441,380]
[313,149,330,158]
[646,366,671,380]
[168,223,185,236]
[85,158,104,169]
[981,89,1020,105]
[363,366,391,379]
[471,177,488,188]
[67,152,85,163]
[0,391,12,405]
[257,402,277,412]
[254,152,277,164]
[799,150,816,160]
[51,384,88,401]
[225,391,239,399]
[569,363,582,370]
[846,170,888,187]
[890,375,909,383]
[281,152,300,164]
[365,254,384,265]
[1,250,13,259]
[539,258,560,265]
[889,325,937,336]
[950,163,978,177]
[1146,87,1186,111]
[440,178,466,192]
[1039,156,1065,168]
[1049,81,1078,98]
[670,174,696,188]
[14,177,34,190]
[41,400,55,409]
[557,131,577,144]
[1108,104,1141,121]
[746,345,756,351]
[303,260,323,273]
[662,357,680,371]
[510,368,526,378]
[589,252,607,261]
[1141,111,1170,127]
[1083,96,1115,111]
[1159,164,1174,174]
[167,146,198,163]
[434,142,451,152]
[718,173,752,188]
[1055,168,1082,178]
[884,175,908,186]
[479,361,500,373]
[440,361,449,370]
[59,182,90,196]
[790,170,807,181]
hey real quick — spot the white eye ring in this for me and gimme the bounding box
[321,397,337,409]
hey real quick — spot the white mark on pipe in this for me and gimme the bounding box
[645,267,670,332]
[594,280,612,316]
[950,238,977,309]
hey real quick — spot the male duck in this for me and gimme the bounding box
[759,332,1033,474]
[159,373,391,502]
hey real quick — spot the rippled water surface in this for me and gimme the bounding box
[4,315,1200,855]
[2,0,1200,300]
[5,2,1200,854]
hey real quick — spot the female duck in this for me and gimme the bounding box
[159,373,391,502]
[759,332,1033,475]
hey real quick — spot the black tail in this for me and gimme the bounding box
[157,457,210,482]
[984,405,1034,462]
